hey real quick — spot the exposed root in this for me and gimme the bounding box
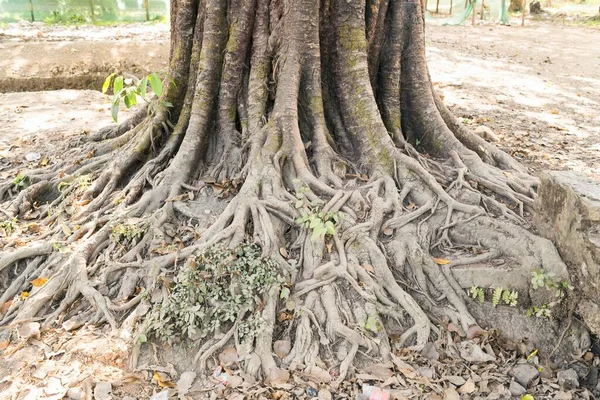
[0,0,572,387]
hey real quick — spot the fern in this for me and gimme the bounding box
[469,286,485,304]
[502,290,518,307]
[492,287,503,307]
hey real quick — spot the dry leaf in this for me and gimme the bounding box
[457,378,476,394]
[0,300,12,314]
[303,366,332,383]
[21,291,29,299]
[267,368,290,384]
[432,257,450,265]
[466,324,487,340]
[0,340,9,350]
[444,387,461,400]
[549,109,560,114]
[361,264,374,273]
[17,322,40,339]
[279,247,289,258]
[318,388,333,400]
[153,371,176,388]
[26,223,41,234]
[31,277,48,287]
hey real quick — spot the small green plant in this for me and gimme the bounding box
[102,72,172,122]
[469,286,485,303]
[294,182,342,239]
[531,269,573,298]
[527,305,552,319]
[146,243,285,344]
[501,289,519,307]
[0,218,18,236]
[57,175,92,193]
[111,220,148,244]
[13,174,29,190]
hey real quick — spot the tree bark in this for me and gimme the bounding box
[0,0,571,384]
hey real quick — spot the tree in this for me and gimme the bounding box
[0,0,567,384]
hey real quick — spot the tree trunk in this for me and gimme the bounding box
[0,0,571,384]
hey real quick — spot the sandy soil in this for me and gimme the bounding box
[427,21,600,181]
[1,20,598,180]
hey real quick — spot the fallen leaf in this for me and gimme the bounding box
[421,342,439,361]
[549,109,560,114]
[0,300,12,314]
[31,277,48,287]
[432,257,450,265]
[457,378,476,394]
[17,322,40,339]
[267,368,290,384]
[459,341,495,363]
[466,324,487,340]
[21,291,29,299]
[303,366,331,383]
[279,247,289,258]
[318,388,333,400]
[176,371,196,395]
[361,264,374,273]
[0,340,9,350]
[444,387,461,400]
[153,371,176,388]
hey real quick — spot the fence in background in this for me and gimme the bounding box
[0,0,169,23]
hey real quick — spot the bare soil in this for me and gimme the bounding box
[0,21,599,400]
[1,21,598,180]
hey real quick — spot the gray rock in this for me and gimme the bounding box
[534,171,600,336]
[557,369,579,389]
[93,382,112,400]
[509,381,527,396]
[509,363,539,388]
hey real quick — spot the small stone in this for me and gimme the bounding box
[509,363,539,388]
[66,388,83,400]
[509,381,527,396]
[93,382,112,400]
[557,369,580,390]
[306,386,318,397]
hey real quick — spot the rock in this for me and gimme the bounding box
[473,125,500,142]
[534,171,600,336]
[557,369,579,389]
[66,388,84,400]
[93,382,112,400]
[508,363,539,388]
[509,381,527,396]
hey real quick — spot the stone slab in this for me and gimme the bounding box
[534,170,600,335]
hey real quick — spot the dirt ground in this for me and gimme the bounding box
[1,20,598,181]
[1,20,599,400]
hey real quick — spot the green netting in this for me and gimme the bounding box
[425,0,509,25]
[0,0,169,23]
